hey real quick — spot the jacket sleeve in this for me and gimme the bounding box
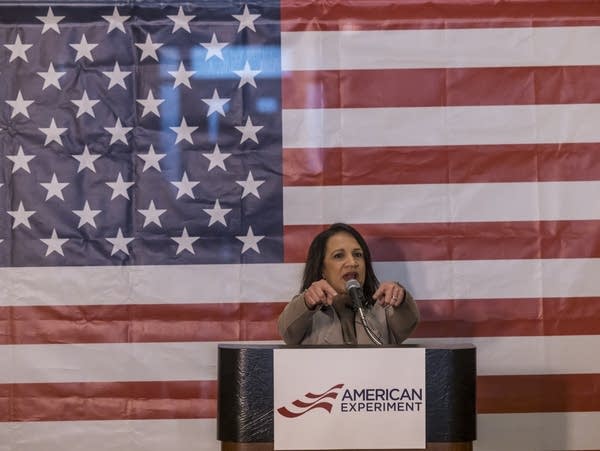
[385,288,420,344]
[277,293,315,344]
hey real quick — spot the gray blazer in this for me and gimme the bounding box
[278,291,420,345]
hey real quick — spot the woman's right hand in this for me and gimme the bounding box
[302,279,338,310]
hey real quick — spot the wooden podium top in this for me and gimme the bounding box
[217,345,476,450]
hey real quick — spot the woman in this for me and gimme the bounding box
[278,223,419,345]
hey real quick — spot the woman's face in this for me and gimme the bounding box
[321,231,366,293]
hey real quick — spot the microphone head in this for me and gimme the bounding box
[345,278,361,290]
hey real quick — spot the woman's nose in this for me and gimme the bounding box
[346,255,358,266]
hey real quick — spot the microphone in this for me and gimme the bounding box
[345,278,366,311]
[345,278,383,345]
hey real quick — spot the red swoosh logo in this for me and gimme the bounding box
[277,383,344,418]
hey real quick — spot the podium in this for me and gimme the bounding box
[217,344,476,451]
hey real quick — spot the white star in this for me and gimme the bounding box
[236,170,265,199]
[168,6,194,33]
[6,91,34,119]
[170,117,198,144]
[136,90,164,117]
[37,62,66,90]
[102,7,129,33]
[4,34,32,62]
[200,33,229,61]
[171,227,199,255]
[69,34,98,62]
[235,116,263,144]
[102,61,131,89]
[171,172,200,199]
[106,172,134,200]
[72,201,101,228]
[234,60,261,88]
[138,200,166,228]
[39,119,67,146]
[137,145,165,172]
[40,173,69,201]
[236,226,265,254]
[6,146,35,173]
[203,144,231,171]
[135,34,163,61]
[203,199,232,227]
[41,229,68,256]
[71,90,99,118]
[72,145,101,173]
[168,62,195,89]
[105,118,132,145]
[7,202,36,229]
[201,89,230,117]
[106,228,134,256]
[232,5,261,32]
[36,7,65,34]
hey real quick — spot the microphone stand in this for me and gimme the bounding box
[356,305,383,346]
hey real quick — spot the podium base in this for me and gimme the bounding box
[221,441,473,451]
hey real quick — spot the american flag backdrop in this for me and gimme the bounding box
[2,0,600,450]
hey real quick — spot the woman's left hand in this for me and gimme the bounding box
[372,281,405,307]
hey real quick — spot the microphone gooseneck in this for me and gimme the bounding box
[345,279,383,346]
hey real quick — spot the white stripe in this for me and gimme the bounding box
[405,336,600,376]
[283,182,600,225]
[376,258,600,300]
[282,104,600,148]
[3,258,600,306]
[475,412,600,451]
[281,27,600,70]
[1,414,599,451]
[0,341,280,384]
[0,263,302,306]
[0,419,218,451]
[1,336,598,383]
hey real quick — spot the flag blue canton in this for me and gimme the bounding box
[0,1,283,267]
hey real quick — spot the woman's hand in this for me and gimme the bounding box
[373,281,405,307]
[303,279,338,310]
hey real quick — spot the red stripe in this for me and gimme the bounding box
[478,374,600,413]
[3,297,600,345]
[415,297,600,338]
[283,67,600,109]
[281,0,600,31]
[284,222,600,263]
[2,373,598,421]
[0,381,216,422]
[282,144,600,186]
[0,303,284,344]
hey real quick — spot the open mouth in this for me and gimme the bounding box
[342,272,358,281]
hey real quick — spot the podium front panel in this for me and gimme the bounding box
[217,345,476,448]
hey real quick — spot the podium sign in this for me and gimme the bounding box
[274,348,426,450]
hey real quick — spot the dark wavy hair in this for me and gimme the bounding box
[301,223,380,302]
